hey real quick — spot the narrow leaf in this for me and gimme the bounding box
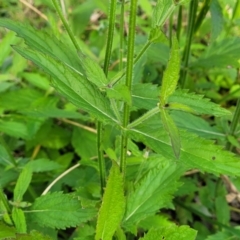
[12,207,27,233]
[160,36,180,106]
[95,162,125,240]
[123,162,183,229]
[29,192,96,229]
[12,46,117,123]
[140,225,197,240]
[13,165,32,202]
[160,109,181,158]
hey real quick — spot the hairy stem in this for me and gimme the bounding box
[120,0,138,175]
[119,0,125,71]
[97,0,117,195]
[180,0,198,88]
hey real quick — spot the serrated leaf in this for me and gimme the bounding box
[169,89,231,117]
[160,36,180,106]
[160,109,181,159]
[106,84,132,105]
[129,114,240,176]
[122,162,183,229]
[12,207,27,233]
[14,165,32,202]
[95,162,125,240]
[26,159,61,172]
[0,19,83,73]
[78,52,108,88]
[140,225,197,240]
[12,46,117,123]
[29,192,96,229]
[210,0,224,41]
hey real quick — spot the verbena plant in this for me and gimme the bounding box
[0,0,240,239]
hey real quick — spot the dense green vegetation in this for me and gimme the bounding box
[0,0,240,239]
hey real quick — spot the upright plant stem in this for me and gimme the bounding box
[98,0,117,195]
[180,0,198,88]
[119,0,125,71]
[177,6,182,40]
[226,98,240,150]
[120,0,138,175]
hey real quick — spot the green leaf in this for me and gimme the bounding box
[122,162,183,230]
[95,162,125,240]
[14,165,32,202]
[26,159,62,172]
[160,36,180,106]
[160,109,181,159]
[0,120,28,139]
[21,72,50,90]
[0,221,16,238]
[140,225,197,240]
[148,28,168,44]
[12,207,27,233]
[12,46,117,123]
[210,0,224,41]
[0,19,83,73]
[29,192,96,229]
[17,230,53,240]
[190,37,240,68]
[78,52,108,88]
[168,89,231,117]
[129,115,240,177]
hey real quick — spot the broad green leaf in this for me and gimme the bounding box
[210,0,224,41]
[17,230,53,240]
[26,159,62,172]
[78,52,108,88]
[206,230,240,240]
[72,127,97,159]
[95,162,125,240]
[21,72,50,90]
[160,109,181,159]
[190,37,240,68]
[0,120,28,139]
[148,28,168,44]
[122,162,183,230]
[29,192,96,229]
[160,36,180,106]
[140,225,197,240]
[168,89,231,117]
[129,114,240,177]
[12,207,27,233]
[0,221,16,238]
[13,46,117,123]
[0,19,83,73]
[14,165,32,202]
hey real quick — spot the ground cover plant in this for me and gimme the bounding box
[0,0,240,239]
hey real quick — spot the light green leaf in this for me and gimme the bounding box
[13,46,117,123]
[129,114,240,177]
[78,52,108,88]
[12,207,27,233]
[95,162,125,240]
[206,230,240,240]
[210,0,224,41]
[148,28,168,44]
[26,159,62,172]
[160,109,181,159]
[0,19,83,73]
[122,162,183,229]
[0,222,16,238]
[160,36,180,106]
[168,89,231,117]
[0,120,28,139]
[29,192,96,229]
[140,225,197,240]
[21,72,50,90]
[14,165,32,202]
